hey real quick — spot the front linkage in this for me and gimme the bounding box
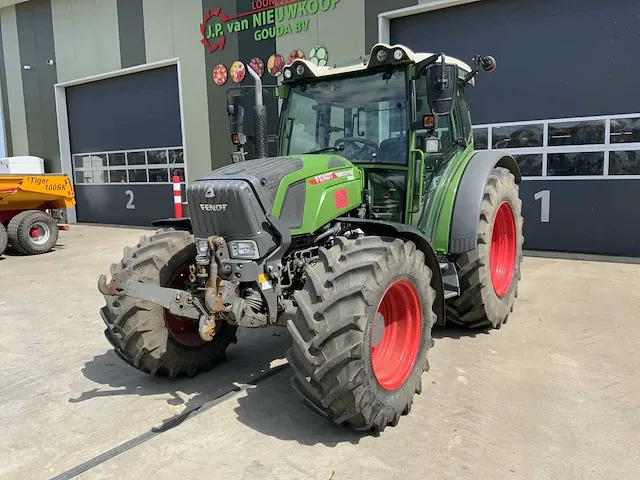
[98,213,300,342]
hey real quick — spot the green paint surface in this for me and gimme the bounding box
[271,154,364,235]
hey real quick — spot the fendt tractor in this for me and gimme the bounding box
[98,43,524,433]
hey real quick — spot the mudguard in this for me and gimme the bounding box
[337,217,445,328]
[448,151,521,254]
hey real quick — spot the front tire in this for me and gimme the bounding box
[286,235,437,432]
[446,167,524,329]
[100,228,238,378]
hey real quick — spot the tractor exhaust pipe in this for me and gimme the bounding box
[247,66,268,159]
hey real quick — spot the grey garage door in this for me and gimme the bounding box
[391,0,640,257]
[68,65,185,227]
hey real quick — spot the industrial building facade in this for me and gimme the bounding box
[0,0,639,256]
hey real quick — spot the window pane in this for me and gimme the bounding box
[169,167,185,182]
[109,170,128,183]
[168,148,184,164]
[149,168,169,182]
[73,155,91,169]
[75,169,108,183]
[513,154,543,176]
[128,169,147,182]
[547,152,604,176]
[147,150,168,165]
[127,151,146,165]
[492,124,543,148]
[472,128,488,149]
[610,117,640,144]
[108,152,126,166]
[548,120,605,146]
[609,150,640,175]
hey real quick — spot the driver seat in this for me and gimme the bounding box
[377,136,407,164]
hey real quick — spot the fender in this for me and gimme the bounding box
[449,151,521,254]
[337,217,445,327]
[151,217,193,233]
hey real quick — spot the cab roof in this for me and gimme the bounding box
[283,43,474,85]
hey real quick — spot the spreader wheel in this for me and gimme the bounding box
[0,223,7,257]
[286,235,437,432]
[7,210,59,255]
[445,167,523,329]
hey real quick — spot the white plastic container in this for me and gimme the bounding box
[0,156,45,174]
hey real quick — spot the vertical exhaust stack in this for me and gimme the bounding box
[247,66,268,159]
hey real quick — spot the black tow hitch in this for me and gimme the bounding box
[97,274,218,341]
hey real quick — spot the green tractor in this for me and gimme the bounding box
[98,43,523,433]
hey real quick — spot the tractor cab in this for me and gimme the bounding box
[275,44,488,227]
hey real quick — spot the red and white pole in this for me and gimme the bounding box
[172,175,183,218]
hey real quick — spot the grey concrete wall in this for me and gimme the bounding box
[143,0,211,183]
[0,0,399,177]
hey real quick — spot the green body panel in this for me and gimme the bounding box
[430,144,475,252]
[271,154,364,235]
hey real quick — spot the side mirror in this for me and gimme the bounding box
[425,62,458,116]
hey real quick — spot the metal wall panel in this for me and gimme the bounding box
[50,0,121,81]
[0,19,12,156]
[201,0,238,172]
[390,0,640,124]
[15,0,59,171]
[116,0,146,68]
[0,6,28,155]
[365,0,416,51]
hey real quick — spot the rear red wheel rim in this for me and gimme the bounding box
[371,279,422,390]
[490,201,517,297]
[163,263,205,347]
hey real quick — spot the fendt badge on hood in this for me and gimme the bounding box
[200,203,228,212]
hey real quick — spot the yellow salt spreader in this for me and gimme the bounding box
[0,173,75,256]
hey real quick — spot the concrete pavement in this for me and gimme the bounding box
[1,225,639,480]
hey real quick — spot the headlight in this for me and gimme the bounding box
[296,64,305,76]
[393,48,404,60]
[376,49,388,62]
[229,240,259,259]
[284,68,292,79]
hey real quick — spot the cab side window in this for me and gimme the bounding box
[456,89,473,144]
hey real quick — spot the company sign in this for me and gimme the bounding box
[200,0,340,52]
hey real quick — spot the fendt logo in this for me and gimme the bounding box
[200,203,228,212]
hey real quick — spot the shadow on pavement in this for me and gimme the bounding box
[432,324,491,340]
[233,370,366,447]
[69,327,366,446]
[69,328,290,413]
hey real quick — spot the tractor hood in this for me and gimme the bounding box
[188,154,364,237]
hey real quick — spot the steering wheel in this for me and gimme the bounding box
[334,137,378,158]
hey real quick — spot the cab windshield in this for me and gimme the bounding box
[280,68,408,165]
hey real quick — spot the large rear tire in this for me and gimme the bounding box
[100,228,238,378]
[445,167,524,329]
[7,210,59,255]
[0,223,7,257]
[286,235,437,432]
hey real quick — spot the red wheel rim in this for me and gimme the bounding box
[163,264,205,347]
[490,201,517,297]
[29,227,40,237]
[370,279,422,390]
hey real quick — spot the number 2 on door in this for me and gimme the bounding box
[534,190,550,223]
[125,190,136,210]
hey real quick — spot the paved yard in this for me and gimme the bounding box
[0,225,639,480]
